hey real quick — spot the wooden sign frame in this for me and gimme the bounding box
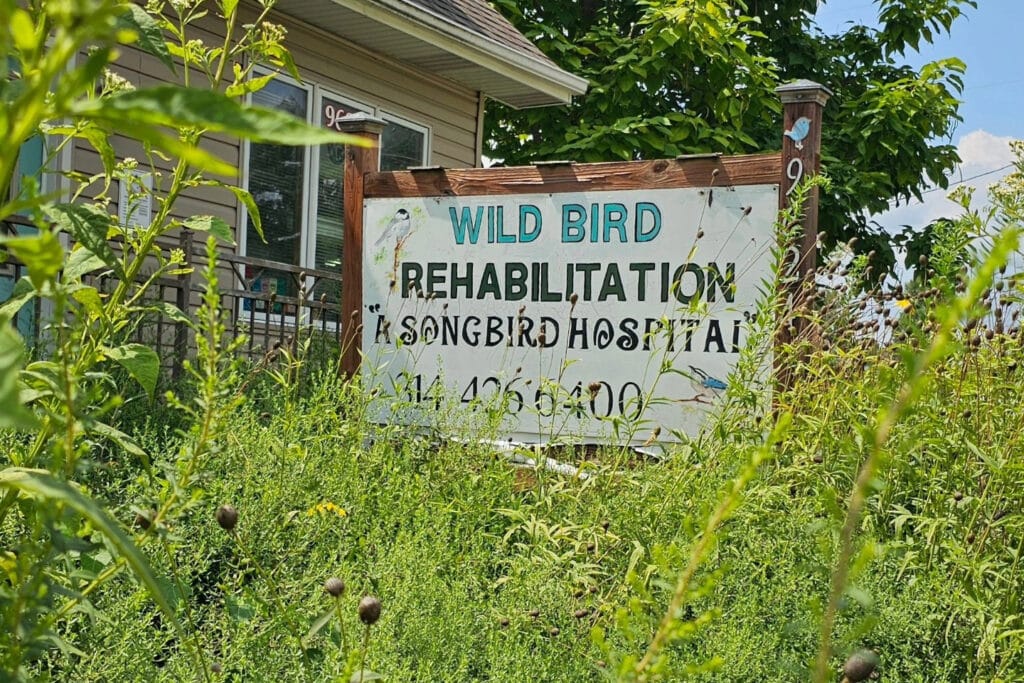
[337,81,830,411]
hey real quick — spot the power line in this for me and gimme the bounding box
[887,162,1015,208]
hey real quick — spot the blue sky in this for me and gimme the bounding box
[816,0,1022,138]
[815,0,1022,232]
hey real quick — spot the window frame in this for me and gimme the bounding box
[237,67,315,266]
[378,111,430,171]
[239,71,432,271]
[238,71,431,329]
[307,87,373,271]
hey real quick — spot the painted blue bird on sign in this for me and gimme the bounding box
[688,365,727,401]
[784,116,812,150]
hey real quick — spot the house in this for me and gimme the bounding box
[3,0,587,358]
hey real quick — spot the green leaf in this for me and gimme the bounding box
[0,277,35,324]
[0,326,38,430]
[10,9,35,53]
[70,284,104,318]
[103,343,160,397]
[88,420,150,466]
[0,231,63,288]
[0,468,185,648]
[134,300,190,325]
[226,184,262,241]
[64,246,110,282]
[304,607,335,645]
[225,71,274,99]
[184,215,234,245]
[117,5,176,74]
[71,86,372,147]
[47,203,124,279]
[349,671,384,683]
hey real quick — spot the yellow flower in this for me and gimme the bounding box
[306,501,347,518]
[895,299,911,310]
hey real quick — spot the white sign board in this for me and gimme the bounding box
[117,170,152,229]
[362,184,777,443]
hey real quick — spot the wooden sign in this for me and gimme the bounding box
[338,81,829,444]
[360,159,778,443]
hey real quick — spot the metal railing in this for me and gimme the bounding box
[1,218,348,377]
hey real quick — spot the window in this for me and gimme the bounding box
[241,74,429,318]
[380,115,428,171]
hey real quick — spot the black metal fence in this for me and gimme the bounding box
[1,218,347,377]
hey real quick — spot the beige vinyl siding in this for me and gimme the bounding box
[74,1,482,243]
[194,2,481,168]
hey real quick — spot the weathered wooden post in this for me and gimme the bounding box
[775,79,830,383]
[336,113,385,377]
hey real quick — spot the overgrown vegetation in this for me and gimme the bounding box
[2,0,1023,681]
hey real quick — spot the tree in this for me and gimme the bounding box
[487,0,975,274]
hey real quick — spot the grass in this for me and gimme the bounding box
[21,298,1020,681]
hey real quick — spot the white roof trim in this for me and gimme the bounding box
[332,0,589,108]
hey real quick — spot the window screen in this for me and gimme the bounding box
[245,78,308,267]
[380,119,426,172]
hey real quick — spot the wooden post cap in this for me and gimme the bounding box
[334,112,387,135]
[775,79,832,106]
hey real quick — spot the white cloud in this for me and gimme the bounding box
[877,130,1016,233]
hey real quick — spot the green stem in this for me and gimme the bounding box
[358,625,371,683]
[160,537,211,683]
[334,598,348,661]
[231,530,312,671]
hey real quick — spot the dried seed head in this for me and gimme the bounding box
[588,381,602,396]
[569,292,579,307]
[573,608,589,619]
[358,595,382,625]
[134,510,154,530]
[549,626,560,636]
[215,504,238,531]
[324,577,345,598]
[528,609,540,619]
[843,649,880,682]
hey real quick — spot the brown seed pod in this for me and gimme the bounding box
[549,626,560,636]
[499,617,510,628]
[358,595,382,625]
[324,577,345,598]
[215,504,238,531]
[843,648,880,682]
[573,608,589,619]
[528,609,540,619]
[134,510,154,530]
